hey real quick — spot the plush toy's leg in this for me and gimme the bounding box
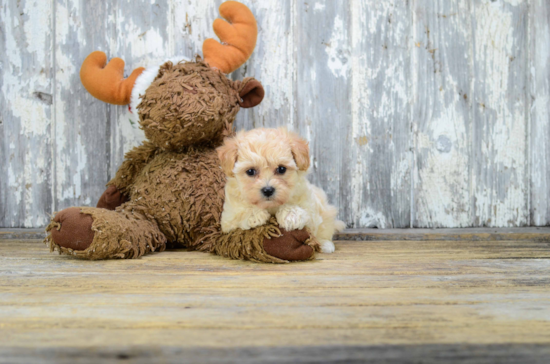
[45,207,166,260]
[211,218,320,263]
[96,185,128,210]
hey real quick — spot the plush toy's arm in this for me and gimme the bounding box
[202,217,319,263]
[97,185,129,210]
[107,140,159,196]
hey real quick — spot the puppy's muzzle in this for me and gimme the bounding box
[261,186,275,198]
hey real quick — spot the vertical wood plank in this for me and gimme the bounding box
[412,0,472,227]
[349,0,412,228]
[529,0,550,226]
[0,0,53,227]
[232,0,296,131]
[471,0,529,227]
[172,0,221,61]
[53,0,112,209]
[294,0,351,225]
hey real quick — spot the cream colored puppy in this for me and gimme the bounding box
[217,128,345,253]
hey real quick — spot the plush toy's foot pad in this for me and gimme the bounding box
[50,207,95,251]
[263,228,314,261]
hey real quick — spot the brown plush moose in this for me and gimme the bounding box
[45,1,318,262]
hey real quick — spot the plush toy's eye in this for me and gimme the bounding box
[276,166,287,175]
[246,169,256,176]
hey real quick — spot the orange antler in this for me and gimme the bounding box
[203,1,258,74]
[80,51,145,105]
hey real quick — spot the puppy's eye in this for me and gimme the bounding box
[246,169,256,176]
[276,166,287,175]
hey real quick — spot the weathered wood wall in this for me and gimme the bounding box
[1,0,549,228]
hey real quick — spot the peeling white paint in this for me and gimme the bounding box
[314,3,325,12]
[325,15,350,78]
[23,1,51,64]
[2,0,549,228]
[173,0,218,57]
[348,0,411,228]
[350,0,369,225]
[247,0,296,123]
[503,0,524,6]
[528,0,550,226]
[359,208,388,229]
[2,0,52,227]
[472,0,528,226]
[416,107,470,227]
[13,95,50,136]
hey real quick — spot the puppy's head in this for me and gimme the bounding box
[217,128,310,209]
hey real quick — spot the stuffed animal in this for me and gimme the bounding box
[44,1,318,263]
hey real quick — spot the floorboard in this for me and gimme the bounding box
[1,237,550,363]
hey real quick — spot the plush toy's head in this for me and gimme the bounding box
[79,1,264,150]
[137,60,262,149]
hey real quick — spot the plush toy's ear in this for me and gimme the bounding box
[288,131,310,171]
[217,137,239,177]
[238,78,264,108]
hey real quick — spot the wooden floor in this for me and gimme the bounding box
[2,231,550,363]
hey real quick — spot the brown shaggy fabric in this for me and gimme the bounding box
[46,207,166,260]
[117,147,227,251]
[108,141,160,196]
[138,60,240,150]
[45,58,315,263]
[212,218,286,263]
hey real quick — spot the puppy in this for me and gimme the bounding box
[217,128,345,253]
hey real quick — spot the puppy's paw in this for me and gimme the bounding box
[276,206,309,231]
[319,240,335,254]
[247,209,271,228]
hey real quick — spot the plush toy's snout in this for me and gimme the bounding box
[138,60,247,150]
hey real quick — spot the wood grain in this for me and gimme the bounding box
[348,0,412,228]
[1,238,550,362]
[295,0,350,226]
[335,226,550,241]
[412,0,472,227]
[0,0,54,227]
[471,0,529,227]
[529,0,550,226]
[2,344,550,364]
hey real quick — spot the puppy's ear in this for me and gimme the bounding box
[289,133,310,171]
[217,137,239,177]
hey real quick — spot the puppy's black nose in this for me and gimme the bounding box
[261,186,275,197]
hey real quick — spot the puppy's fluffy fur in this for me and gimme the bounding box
[217,128,345,253]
